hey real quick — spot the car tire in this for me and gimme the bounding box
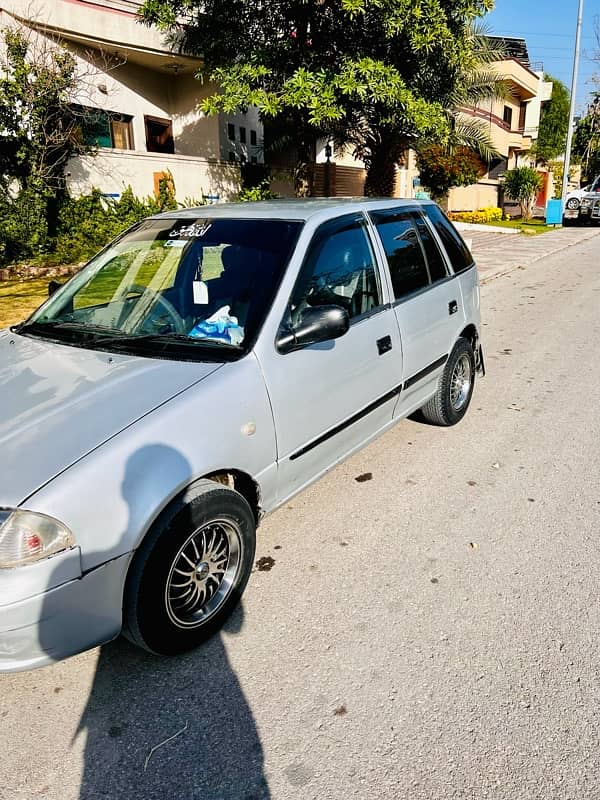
[123,480,256,655]
[420,337,475,426]
[566,198,580,210]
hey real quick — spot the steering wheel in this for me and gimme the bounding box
[119,284,186,335]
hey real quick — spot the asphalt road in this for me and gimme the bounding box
[2,234,600,800]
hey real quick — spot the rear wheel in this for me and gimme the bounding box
[124,480,256,655]
[420,337,475,426]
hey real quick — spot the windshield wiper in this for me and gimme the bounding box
[14,321,242,353]
[14,320,121,337]
[86,331,242,350]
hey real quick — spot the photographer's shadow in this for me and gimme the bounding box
[76,604,270,800]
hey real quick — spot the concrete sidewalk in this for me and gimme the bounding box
[463,225,600,284]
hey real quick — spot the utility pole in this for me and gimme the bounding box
[561,0,584,203]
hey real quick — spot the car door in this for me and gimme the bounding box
[256,212,403,502]
[368,207,467,414]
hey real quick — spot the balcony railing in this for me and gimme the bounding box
[74,0,140,13]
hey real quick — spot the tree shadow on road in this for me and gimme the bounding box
[76,605,269,800]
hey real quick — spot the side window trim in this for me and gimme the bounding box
[415,208,457,276]
[406,211,434,284]
[362,210,396,304]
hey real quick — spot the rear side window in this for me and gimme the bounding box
[370,212,429,299]
[425,204,474,273]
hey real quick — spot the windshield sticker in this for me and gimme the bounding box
[169,222,213,239]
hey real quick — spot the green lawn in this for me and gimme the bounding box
[0,277,50,328]
[0,243,227,330]
[478,219,559,235]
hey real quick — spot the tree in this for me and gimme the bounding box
[0,26,95,258]
[502,166,543,219]
[140,0,495,196]
[573,94,600,182]
[416,145,486,201]
[534,74,570,163]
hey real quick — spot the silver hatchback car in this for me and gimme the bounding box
[0,199,484,671]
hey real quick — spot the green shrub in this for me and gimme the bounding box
[238,180,278,201]
[0,185,52,264]
[502,167,543,220]
[416,146,486,201]
[53,187,167,265]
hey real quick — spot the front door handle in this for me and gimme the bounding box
[377,335,392,355]
[448,300,458,315]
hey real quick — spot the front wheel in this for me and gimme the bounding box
[124,480,256,655]
[420,337,475,426]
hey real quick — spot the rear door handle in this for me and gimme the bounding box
[448,300,458,315]
[377,335,392,355]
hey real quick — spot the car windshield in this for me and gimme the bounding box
[21,216,303,359]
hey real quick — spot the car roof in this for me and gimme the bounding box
[154,197,436,223]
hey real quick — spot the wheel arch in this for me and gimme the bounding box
[122,468,261,635]
[459,323,479,351]
[458,324,484,375]
[202,469,262,525]
[130,468,262,560]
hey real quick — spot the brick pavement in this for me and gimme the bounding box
[462,225,600,283]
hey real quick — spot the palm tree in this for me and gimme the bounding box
[443,28,512,161]
[343,26,510,196]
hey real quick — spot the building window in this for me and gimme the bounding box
[239,126,247,144]
[144,116,174,154]
[250,129,257,146]
[503,105,513,128]
[111,118,134,149]
[518,102,527,131]
[228,123,235,141]
[72,107,134,150]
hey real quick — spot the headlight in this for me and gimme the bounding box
[581,198,592,208]
[0,509,74,568]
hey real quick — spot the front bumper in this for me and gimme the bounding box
[578,201,600,223]
[0,550,131,672]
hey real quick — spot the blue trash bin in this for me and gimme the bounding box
[546,199,563,225]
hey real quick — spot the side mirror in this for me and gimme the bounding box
[276,305,350,354]
[48,280,63,297]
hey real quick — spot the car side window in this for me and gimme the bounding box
[425,204,474,274]
[288,214,382,325]
[412,213,449,283]
[370,210,429,299]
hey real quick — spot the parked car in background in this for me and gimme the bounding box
[563,175,600,225]
[577,192,600,225]
[0,199,484,671]
[566,175,600,208]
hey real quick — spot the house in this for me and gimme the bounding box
[448,37,554,212]
[0,0,262,201]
